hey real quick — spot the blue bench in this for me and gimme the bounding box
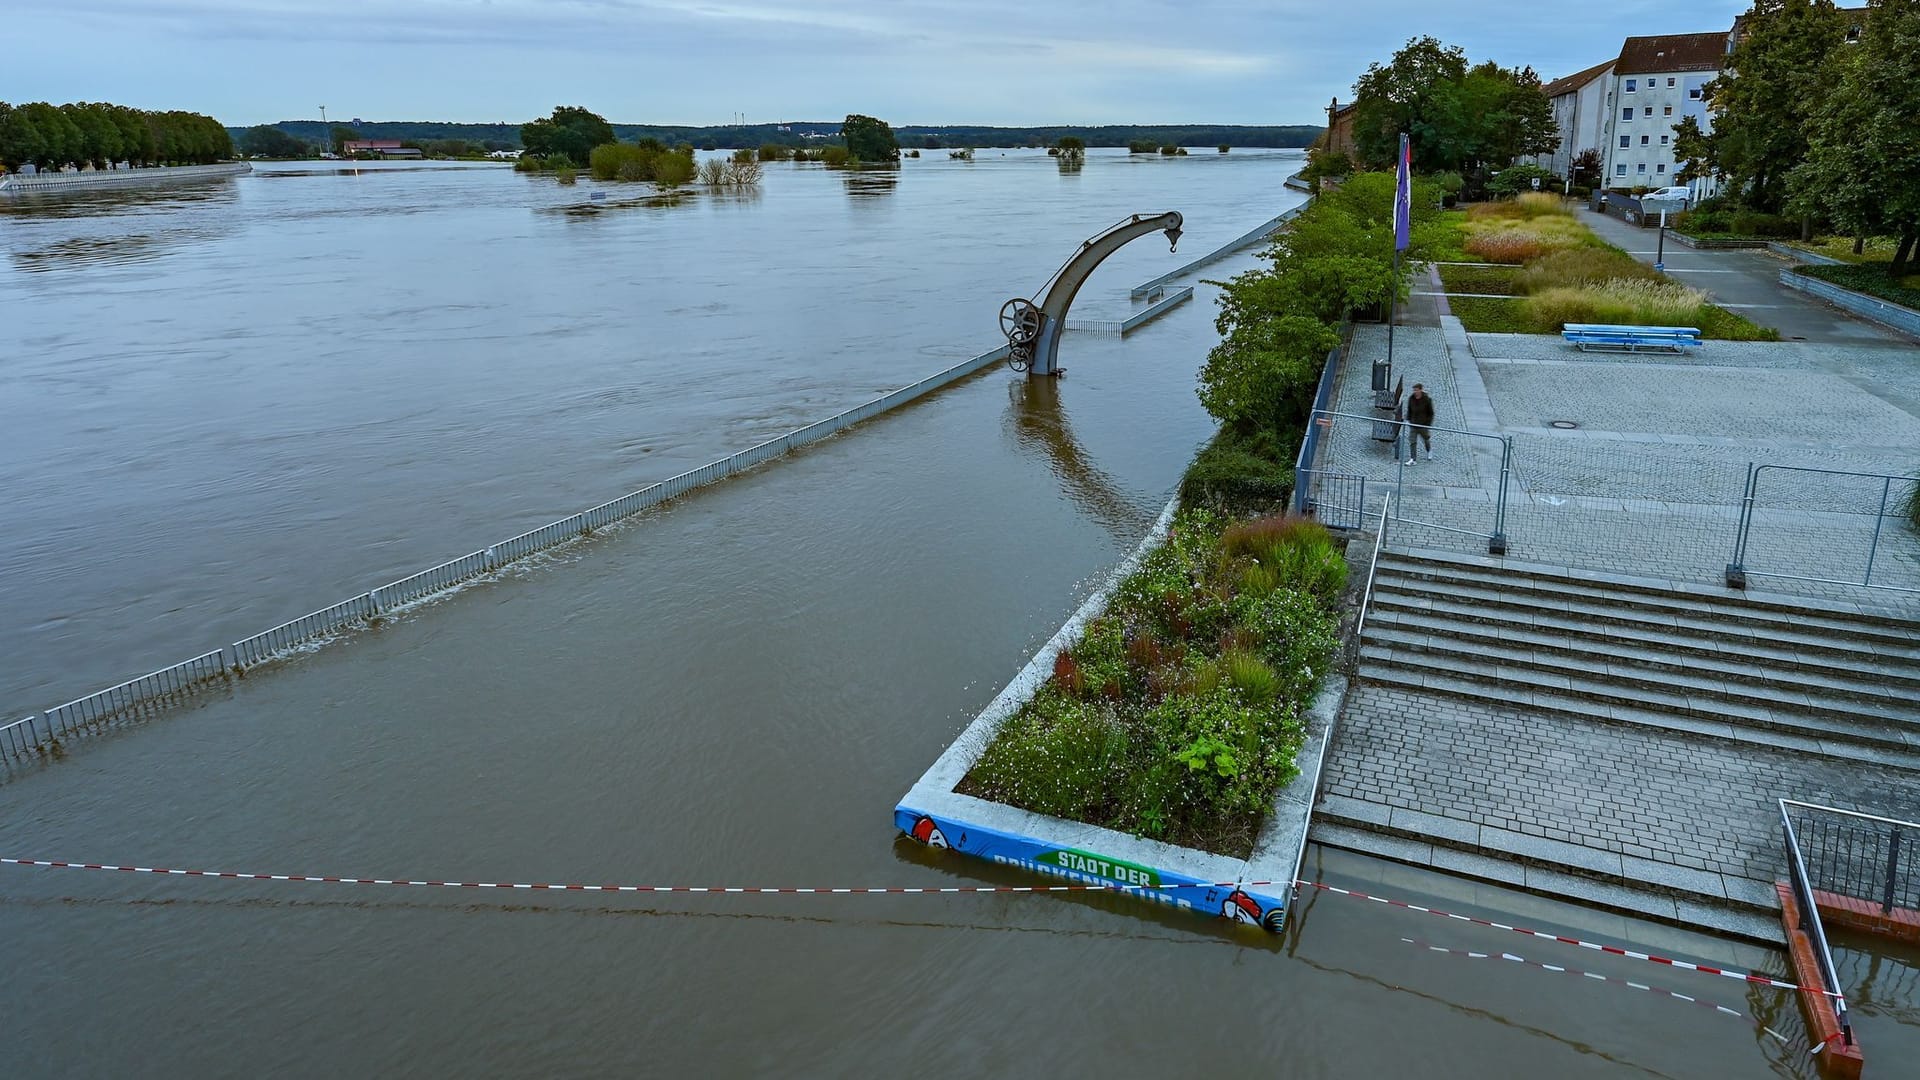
[1561,324,1702,353]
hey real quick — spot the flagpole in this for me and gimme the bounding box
[1387,132,1410,374]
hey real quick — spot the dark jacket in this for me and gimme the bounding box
[1406,392,1435,427]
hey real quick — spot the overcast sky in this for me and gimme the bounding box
[10,1,1757,127]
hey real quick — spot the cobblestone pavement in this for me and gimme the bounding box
[1324,684,1920,887]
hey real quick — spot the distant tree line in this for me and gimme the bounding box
[0,102,232,172]
[240,119,1326,153]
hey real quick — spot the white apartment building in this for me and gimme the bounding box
[1600,33,1726,194]
[1533,59,1612,180]
[1535,31,1728,197]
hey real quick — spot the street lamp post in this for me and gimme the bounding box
[1656,208,1668,271]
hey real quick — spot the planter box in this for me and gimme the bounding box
[1767,242,1846,266]
[1668,232,1771,249]
[1780,269,1920,339]
[893,498,1344,932]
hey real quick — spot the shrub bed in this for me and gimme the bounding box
[1795,265,1920,312]
[1437,264,1522,296]
[958,511,1343,858]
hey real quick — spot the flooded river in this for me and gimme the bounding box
[0,154,1822,1076]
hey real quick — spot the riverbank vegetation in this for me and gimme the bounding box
[960,510,1343,856]
[1434,198,1778,338]
[0,102,232,172]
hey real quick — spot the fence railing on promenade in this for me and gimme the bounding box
[1291,338,1347,518]
[1726,464,1919,594]
[2,202,1282,771]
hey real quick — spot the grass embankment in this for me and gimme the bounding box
[958,512,1343,857]
[1435,196,1778,340]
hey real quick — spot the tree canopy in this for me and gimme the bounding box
[1698,0,1850,213]
[520,106,616,166]
[842,114,900,163]
[1350,37,1556,180]
[240,124,312,158]
[0,102,228,171]
[1787,0,1920,276]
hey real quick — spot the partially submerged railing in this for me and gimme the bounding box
[1,341,1011,765]
[1782,800,1920,918]
[1727,464,1919,593]
[1780,800,1863,1051]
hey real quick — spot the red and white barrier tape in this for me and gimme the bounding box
[0,858,1270,896]
[1403,937,1762,1023]
[1300,880,1841,1001]
[0,857,1842,1009]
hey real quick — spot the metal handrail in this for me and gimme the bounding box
[1353,493,1393,644]
[1781,799,1920,833]
[1780,800,1852,1047]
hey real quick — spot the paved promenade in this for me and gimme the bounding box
[1310,259,1920,940]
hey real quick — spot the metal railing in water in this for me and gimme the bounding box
[0,341,1009,766]
[2,213,1253,770]
[1727,464,1919,593]
[1780,800,1860,1050]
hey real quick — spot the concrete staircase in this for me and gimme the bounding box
[1312,547,1920,942]
[1361,551,1920,765]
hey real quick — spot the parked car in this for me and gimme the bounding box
[1644,186,1692,206]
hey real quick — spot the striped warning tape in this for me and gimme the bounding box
[0,858,1266,896]
[1301,880,1840,1001]
[1402,937,1765,1024]
[0,857,1842,1008]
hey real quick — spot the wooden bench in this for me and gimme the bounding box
[1561,324,1702,353]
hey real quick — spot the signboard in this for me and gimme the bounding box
[894,806,1288,931]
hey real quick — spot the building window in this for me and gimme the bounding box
[1617,164,1628,176]
[1637,163,1647,174]
[1657,163,1667,173]
[1663,106,1673,117]
[1625,78,1637,92]
[1644,106,1653,117]
[1641,135,1650,145]
[1667,77,1676,87]
[1689,87,1702,99]
[1620,135,1630,148]
[1622,107,1633,121]
[1661,134,1669,144]
[1846,26,1861,42]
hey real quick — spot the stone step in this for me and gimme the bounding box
[1366,605,1920,697]
[1362,623,1920,714]
[1368,579,1920,664]
[1376,547,1920,635]
[1306,816,1782,944]
[1355,656,1920,765]
[1371,562,1920,656]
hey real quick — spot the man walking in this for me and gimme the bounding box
[1404,382,1435,465]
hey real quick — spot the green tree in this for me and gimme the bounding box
[1351,36,1469,170]
[842,113,899,163]
[240,124,311,158]
[1789,0,1920,277]
[1698,0,1849,212]
[520,106,615,164]
[1671,116,1713,184]
[329,125,359,155]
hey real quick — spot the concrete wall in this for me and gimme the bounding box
[1780,269,1920,339]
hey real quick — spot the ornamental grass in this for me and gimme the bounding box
[1525,279,1709,331]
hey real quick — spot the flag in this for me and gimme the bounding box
[1393,132,1412,252]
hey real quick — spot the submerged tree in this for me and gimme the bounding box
[521,106,616,165]
[842,114,900,163]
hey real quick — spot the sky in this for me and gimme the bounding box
[7,0,1760,127]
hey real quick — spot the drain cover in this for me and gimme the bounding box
[1549,420,1580,429]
